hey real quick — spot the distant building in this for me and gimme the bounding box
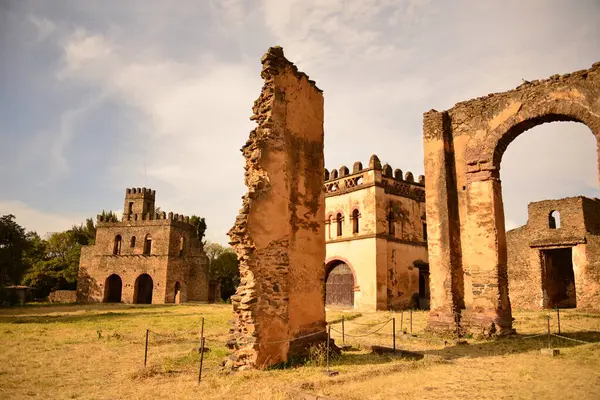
[324,155,429,311]
[77,188,211,304]
[507,196,600,310]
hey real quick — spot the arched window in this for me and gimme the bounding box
[179,237,185,257]
[422,223,428,241]
[113,235,122,255]
[336,213,343,237]
[388,211,395,236]
[130,236,136,248]
[327,215,332,239]
[549,210,561,229]
[352,209,360,234]
[143,234,152,255]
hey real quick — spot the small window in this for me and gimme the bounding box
[128,202,133,214]
[130,236,136,248]
[352,209,360,234]
[143,234,152,255]
[336,213,343,237]
[423,223,428,241]
[549,210,561,229]
[388,211,395,236]
[179,237,185,257]
[113,235,122,255]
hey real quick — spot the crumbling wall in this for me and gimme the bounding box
[227,47,326,369]
[423,61,600,335]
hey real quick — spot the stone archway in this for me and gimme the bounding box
[103,274,122,303]
[134,274,154,304]
[325,260,355,307]
[422,62,600,335]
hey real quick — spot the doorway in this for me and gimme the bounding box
[541,248,576,308]
[134,274,154,304]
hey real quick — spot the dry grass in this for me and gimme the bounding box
[0,304,599,400]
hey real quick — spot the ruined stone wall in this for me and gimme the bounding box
[506,226,541,309]
[227,47,325,369]
[48,290,77,303]
[386,242,427,309]
[423,61,600,335]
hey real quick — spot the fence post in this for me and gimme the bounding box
[342,316,345,346]
[410,309,413,335]
[392,317,396,353]
[326,325,331,373]
[198,337,206,383]
[200,317,205,350]
[400,311,404,333]
[546,315,551,349]
[556,308,561,334]
[144,329,149,367]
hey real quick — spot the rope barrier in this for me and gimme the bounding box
[342,319,392,327]
[149,326,199,338]
[559,322,600,334]
[258,329,327,345]
[330,319,392,338]
[551,333,593,345]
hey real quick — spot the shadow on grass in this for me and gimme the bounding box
[0,311,174,324]
[419,331,600,360]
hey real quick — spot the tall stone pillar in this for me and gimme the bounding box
[227,47,326,369]
[423,110,464,332]
[463,173,514,335]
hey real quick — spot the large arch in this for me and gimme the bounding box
[422,62,600,335]
[103,274,122,303]
[134,274,154,304]
[324,259,356,307]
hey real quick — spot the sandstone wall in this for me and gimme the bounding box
[423,61,600,335]
[48,290,77,303]
[227,47,326,369]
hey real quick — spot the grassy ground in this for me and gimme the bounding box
[0,303,599,400]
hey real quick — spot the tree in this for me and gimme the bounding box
[0,214,29,287]
[204,241,239,301]
[190,215,207,244]
[70,217,97,246]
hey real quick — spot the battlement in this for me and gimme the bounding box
[125,187,156,197]
[97,211,193,225]
[324,155,425,202]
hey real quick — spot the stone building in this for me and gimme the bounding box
[507,196,600,310]
[324,155,429,311]
[77,188,210,304]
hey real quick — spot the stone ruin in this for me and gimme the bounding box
[227,47,327,369]
[423,61,600,336]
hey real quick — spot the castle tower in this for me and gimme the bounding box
[123,188,156,217]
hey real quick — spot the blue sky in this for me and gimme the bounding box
[1,0,599,245]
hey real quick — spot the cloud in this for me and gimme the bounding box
[0,201,87,237]
[28,14,56,42]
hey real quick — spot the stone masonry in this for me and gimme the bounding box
[507,196,600,310]
[227,47,327,369]
[423,61,600,336]
[77,188,209,304]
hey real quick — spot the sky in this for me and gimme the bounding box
[1,0,599,245]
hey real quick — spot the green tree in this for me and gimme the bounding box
[0,214,29,287]
[204,241,239,301]
[70,217,97,246]
[190,215,207,244]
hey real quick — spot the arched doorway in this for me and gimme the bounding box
[325,261,354,307]
[134,274,153,304]
[174,282,181,304]
[103,274,122,303]
[423,63,600,335]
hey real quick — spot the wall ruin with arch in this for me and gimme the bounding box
[423,61,600,335]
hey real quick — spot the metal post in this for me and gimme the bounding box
[200,317,205,349]
[400,311,404,332]
[144,329,149,367]
[392,317,396,353]
[410,309,413,335]
[326,325,331,372]
[341,316,345,346]
[546,315,551,349]
[198,337,206,383]
[556,308,561,334]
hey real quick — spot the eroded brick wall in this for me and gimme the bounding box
[227,47,326,369]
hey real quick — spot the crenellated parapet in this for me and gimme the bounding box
[98,211,192,225]
[324,155,425,201]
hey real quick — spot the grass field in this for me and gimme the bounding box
[1,303,599,400]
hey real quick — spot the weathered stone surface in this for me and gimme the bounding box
[227,46,326,369]
[77,188,209,304]
[423,62,600,335]
[323,156,428,311]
